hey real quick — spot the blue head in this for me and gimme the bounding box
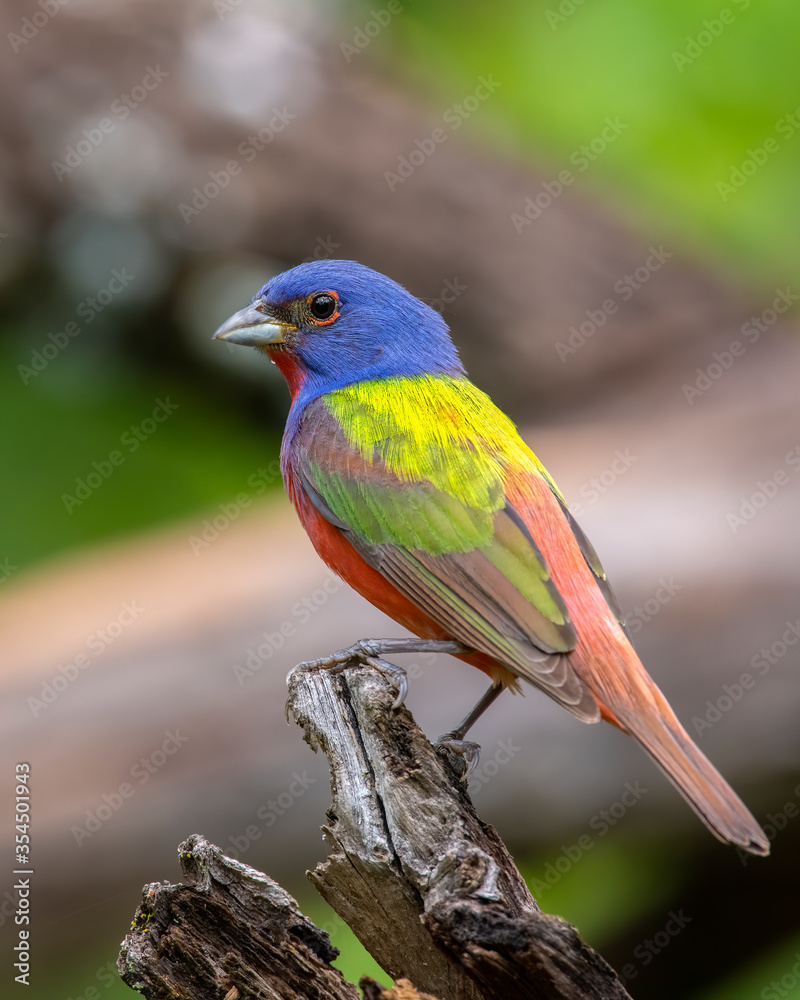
[213,260,464,404]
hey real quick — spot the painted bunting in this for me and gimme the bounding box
[214,260,768,856]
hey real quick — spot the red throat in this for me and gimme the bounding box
[263,346,306,400]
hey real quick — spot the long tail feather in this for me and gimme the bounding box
[613,680,769,856]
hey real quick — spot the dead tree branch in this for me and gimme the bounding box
[117,834,363,1000]
[118,664,632,999]
[287,664,632,1000]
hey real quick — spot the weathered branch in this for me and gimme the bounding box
[117,836,444,1000]
[287,664,632,1000]
[117,834,363,1000]
[118,665,631,999]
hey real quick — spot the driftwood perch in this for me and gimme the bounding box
[119,664,631,999]
[118,834,361,999]
[288,664,631,1000]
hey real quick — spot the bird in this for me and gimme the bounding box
[213,259,769,857]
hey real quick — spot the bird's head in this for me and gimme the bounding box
[213,260,464,401]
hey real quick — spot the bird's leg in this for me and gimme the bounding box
[292,638,465,673]
[434,681,505,781]
[438,681,506,742]
[287,638,466,710]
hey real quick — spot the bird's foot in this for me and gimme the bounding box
[433,734,482,782]
[286,641,409,718]
[287,638,466,718]
[289,639,390,675]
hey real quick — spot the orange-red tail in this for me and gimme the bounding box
[600,669,769,856]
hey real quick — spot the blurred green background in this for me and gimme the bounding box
[2,1,799,998]
[6,0,800,571]
[396,0,800,285]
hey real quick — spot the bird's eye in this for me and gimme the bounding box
[308,292,339,325]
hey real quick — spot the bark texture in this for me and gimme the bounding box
[287,664,632,1000]
[118,665,633,999]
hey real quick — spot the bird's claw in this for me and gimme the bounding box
[287,639,384,679]
[367,656,408,709]
[285,642,409,720]
[434,735,482,782]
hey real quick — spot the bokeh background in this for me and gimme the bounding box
[1,0,799,997]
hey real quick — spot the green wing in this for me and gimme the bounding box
[296,387,599,721]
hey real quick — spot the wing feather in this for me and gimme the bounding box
[553,495,634,645]
[294,398,600,720]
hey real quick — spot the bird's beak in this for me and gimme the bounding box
[212,301,290,346]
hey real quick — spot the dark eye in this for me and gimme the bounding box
[308,292,339,324]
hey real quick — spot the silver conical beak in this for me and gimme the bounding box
[213,303,289,346]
